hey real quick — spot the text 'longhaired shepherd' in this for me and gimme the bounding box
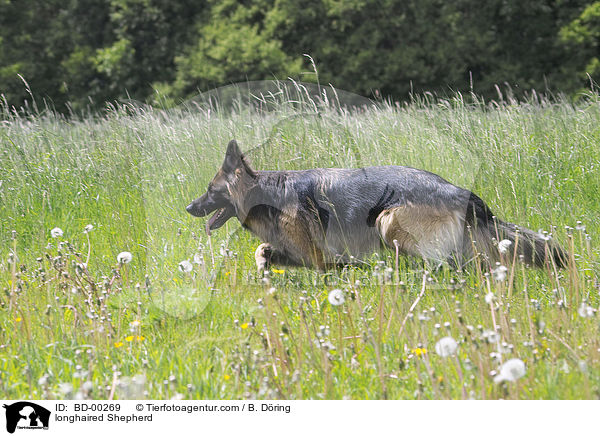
[187,140,566,272]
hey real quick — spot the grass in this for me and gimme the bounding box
[1,82,599,400]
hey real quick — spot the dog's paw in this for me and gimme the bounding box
[255,243,273,274]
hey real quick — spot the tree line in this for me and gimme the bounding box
[1,0,599,113]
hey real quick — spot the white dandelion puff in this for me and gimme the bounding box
[482,330,500,343]
[328,289,345,306]
[83,224,94,233]
[117,251,133,264]
[494,358,526,383]
[485,292,495,304]
[435,336,458,357]
[537,230,551,241]
[498,239,512,254]
[577,302,595,318]
[492,265,508,282]
[50,227,63,238]
[178,260,193,273]
[193,253,204,264]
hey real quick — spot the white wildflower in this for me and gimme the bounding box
[577,302,595,318]
[117,251,133,264]
[435,336,458,357]
[537,230,551,241]
[83,224,94,233]
[482,330,500,343]
[498,239,512,254]
[328,289,345,306]
[59,382,74,396]
[193,253,204,264]
[485,292,495,304]
[178,260,193,273]
[50,227,64,238]
[319,325,330,337]
[81,380,93,393]
[38,374,50,387]
[494,358,526,383]
[492,265,508,282]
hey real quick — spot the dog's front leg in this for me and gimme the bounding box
[255,243,273,275]
[254,242,306,275]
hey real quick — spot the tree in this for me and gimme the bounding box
[560,2,600,88]
[165,0,302,100]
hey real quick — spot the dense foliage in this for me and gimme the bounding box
[0,0,599,112]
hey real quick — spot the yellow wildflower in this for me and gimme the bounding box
[114,342,124,348]
[125,336,134,342]
[136,335,145,341]
[15,317,22,323]
[272,269,285,274]
[240,323,249,329]
[411,347,428,357]
[224,374,231,381]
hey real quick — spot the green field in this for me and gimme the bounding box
[1,83,599,400]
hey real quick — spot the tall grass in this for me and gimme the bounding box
[0,83,599,399]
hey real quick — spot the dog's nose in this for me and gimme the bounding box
[186,203,195,214]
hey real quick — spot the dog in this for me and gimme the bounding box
[186,140,567,272]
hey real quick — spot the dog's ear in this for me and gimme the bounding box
[223,139,256,177]
[223,140,242,172]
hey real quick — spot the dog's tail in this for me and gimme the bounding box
[465,192,568,268]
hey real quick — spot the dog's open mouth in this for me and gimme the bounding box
[205,206,235,235]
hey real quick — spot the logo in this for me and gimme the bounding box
[2,402,50,434]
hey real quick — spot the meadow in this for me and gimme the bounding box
[1,82,599,400]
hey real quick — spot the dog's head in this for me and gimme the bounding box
[186,140,255,235]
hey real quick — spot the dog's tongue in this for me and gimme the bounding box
[205,208,225,236]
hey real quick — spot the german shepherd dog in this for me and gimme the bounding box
[186,140,566,272]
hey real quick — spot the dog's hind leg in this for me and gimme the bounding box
[374,205,465,264]
[374,207,423,258]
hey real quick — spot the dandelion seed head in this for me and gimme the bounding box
[435,336,458,357]
[193,253,204,265]
[178,260,193,273]
[319,325,330,337]
[328,288,345,306]
[83,224,94,233]
[538,230,551,241]
[117,251,133,264]
[498,239,512,254]
[482,330,500,343]
[38,374,49,387]
[59,382,74,396]
[50,227,63,238]
[492,265,508,282]
[577,302,595,318]
[494,358,526,383]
